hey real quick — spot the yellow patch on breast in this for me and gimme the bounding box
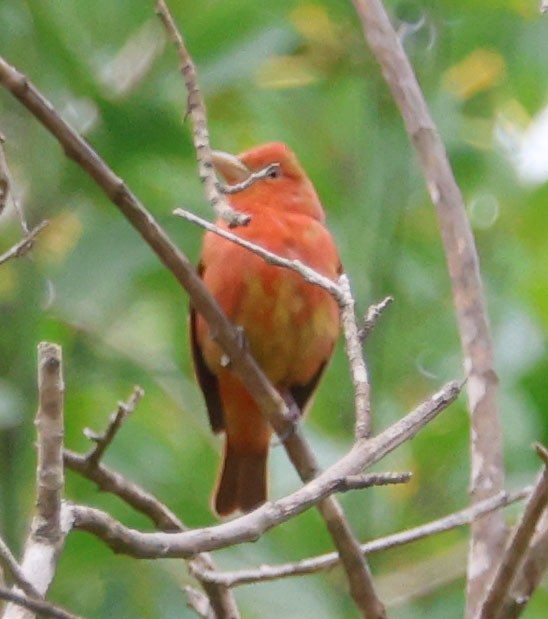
[232,266,337,386]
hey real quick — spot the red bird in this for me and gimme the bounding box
[191,142,341,516]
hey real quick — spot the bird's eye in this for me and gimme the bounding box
[267,165,281,179]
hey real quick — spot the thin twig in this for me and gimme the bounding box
[193,487,530,588]
[0,220,49,266]
[338,274,372,439]
[64,449,184,531]
[173,207,343,299]
[0,586,80,619]
[359,296,393,343]
[351,2,505,615]
[220,163,280,194]
[0,538,40,598]
[83,385,144,467]
[339,471,412,491]
[478,445,548,619]
[68,381,460,559]
[155,0,248,227]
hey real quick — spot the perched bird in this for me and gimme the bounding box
[190,142,341,517]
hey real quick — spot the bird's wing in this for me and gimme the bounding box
[288,358,329,416]
[189,270,225,434]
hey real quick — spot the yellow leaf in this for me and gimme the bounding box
[443,49,505,100]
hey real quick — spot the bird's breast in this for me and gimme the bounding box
[198,212,340,386]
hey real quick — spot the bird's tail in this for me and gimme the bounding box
[213,441,268,517]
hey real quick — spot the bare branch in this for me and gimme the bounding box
[83,385,144,467]
[64,449,184,531]
[0,586,80,619]
[173,207,343,299]
[499,509,548,619]
[339,472,412,491]
[154,0,248,227]
[478,445,548,619]
[35,343,65,539]
[220,163,280,194]
[351,2,505,614]
[338,274,372,439]
[68,381,460,559]
[0,539,40,599]
[4,343,69,619]
[359,296,393,343]
[0,220,49,266]
[193,487,530,588]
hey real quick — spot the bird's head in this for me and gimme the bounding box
[211,142,325,222]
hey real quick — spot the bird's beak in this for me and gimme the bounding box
[211,150,251,183]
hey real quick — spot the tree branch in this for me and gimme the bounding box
[0,220,49,266]
[478,444,548,619]
[351,2,505,615]
[338,471,412,491]
[498,509,548,619]
[359,296,393,343]
[192,487,530,588]
[4,343,69,619]
[0,586,79,619]
[68,381,460,559]
[0,539,40,599]
[83,385,144,467]
[173,207,343,298]
[338,274,372,439]
[154,0,248,227]
[220,164,280,194]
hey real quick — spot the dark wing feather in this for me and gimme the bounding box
[189,296,225,434]
[289,359,328,416]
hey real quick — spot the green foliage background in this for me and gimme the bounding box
[1,1,547,617]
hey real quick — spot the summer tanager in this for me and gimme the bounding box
[190,142,341,516]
